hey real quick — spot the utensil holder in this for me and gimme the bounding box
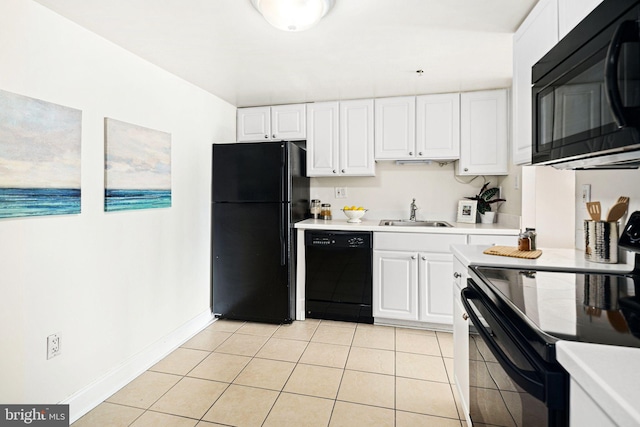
[584,220,619,263]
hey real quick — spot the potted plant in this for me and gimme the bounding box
[466,182,506,223]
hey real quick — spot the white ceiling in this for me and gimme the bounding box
[33,0,539,107]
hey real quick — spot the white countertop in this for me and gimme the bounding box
[295,218,520,235]
[450,244,635,273]
[557,341,640,427]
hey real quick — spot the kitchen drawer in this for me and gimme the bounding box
[375,232,466,252]
[468,234,516,247]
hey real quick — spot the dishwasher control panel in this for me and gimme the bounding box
[305,231,372,249]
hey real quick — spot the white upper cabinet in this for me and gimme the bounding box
[558,0,603,40]
[339,99,375,176]
[237,104,306,142]
[306,102,339,176]
[374,96,416,160]
[459,89,509,176]
[306,99,375,177]
[375,94,461,160]
[416,93,460,160]
[237,106,271,142]
[512,0,559,165]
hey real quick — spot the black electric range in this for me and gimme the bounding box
[461,211,640,427]
[469,266,640,362]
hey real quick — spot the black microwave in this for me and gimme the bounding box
[532,0,640,169]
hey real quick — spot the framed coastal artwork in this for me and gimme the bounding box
[0,90,82,219]
[104,118,171,212]
[457,199,477,223]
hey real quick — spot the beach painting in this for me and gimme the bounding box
[0,90,82,219]
[104,118,171,212]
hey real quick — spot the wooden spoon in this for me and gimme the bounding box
[586,201,601,221]
[617,196,630,205]
[606,201,628,222]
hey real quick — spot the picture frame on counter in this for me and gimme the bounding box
[457,200,477,223]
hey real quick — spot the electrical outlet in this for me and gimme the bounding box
[47,334,61,360]
[582,184,591,203]
[334,187,347,198]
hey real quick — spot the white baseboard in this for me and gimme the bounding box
[63,309,216,424]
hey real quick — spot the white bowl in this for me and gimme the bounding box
[342,209,367,223]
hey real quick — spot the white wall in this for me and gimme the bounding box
[521,165,576,248]
[310,161,509,221]
[0,0,235,414]
[575,169,640,261]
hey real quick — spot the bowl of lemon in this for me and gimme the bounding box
[342,206,367,223]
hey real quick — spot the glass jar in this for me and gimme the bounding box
[518,231,531,251]
[525,228,537,250]
[320,203,332,220]
[310,199,321,219]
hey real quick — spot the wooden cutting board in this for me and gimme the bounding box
[483,246,543,259]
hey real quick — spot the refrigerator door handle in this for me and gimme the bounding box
[281,143,287,203]
[280,203,286,266]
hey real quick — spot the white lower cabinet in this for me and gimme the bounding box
[373,250,419,320]
[452,256,471,424]
[373,232,465,325]
[419,252,455,324]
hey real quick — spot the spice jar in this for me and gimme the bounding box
[518,231,531,251]
[310,199,321,219]
[525,228,537,250]
[320,203,332,220]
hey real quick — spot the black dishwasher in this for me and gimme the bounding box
[305,230,373,324]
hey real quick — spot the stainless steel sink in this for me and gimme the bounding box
[379,219,453,227]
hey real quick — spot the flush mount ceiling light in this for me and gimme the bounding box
[250,0,335,32]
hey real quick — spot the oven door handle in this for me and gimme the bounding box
[605,20,640,129]
[461,287,546,402]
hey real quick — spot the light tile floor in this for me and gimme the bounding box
[73,319,468,427]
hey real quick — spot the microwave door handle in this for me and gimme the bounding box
[605,20,639,128]
[461,288,546,402]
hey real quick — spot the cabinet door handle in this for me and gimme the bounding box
[332,169,337,174]
[272,134,276,139]
[409,151,413,156]
[411,255,417,260]
[462,313,469,321]
[421,256,427,260]
[341,169,346,173]
[264,135,269,139]
[418,152,423,156]
[453,272,462,278]
[464,168,469,172]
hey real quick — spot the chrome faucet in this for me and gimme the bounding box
[409,198,418,221]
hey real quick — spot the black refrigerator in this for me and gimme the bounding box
[211,141,309,324]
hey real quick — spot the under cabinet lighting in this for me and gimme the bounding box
[395,160,433,165]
